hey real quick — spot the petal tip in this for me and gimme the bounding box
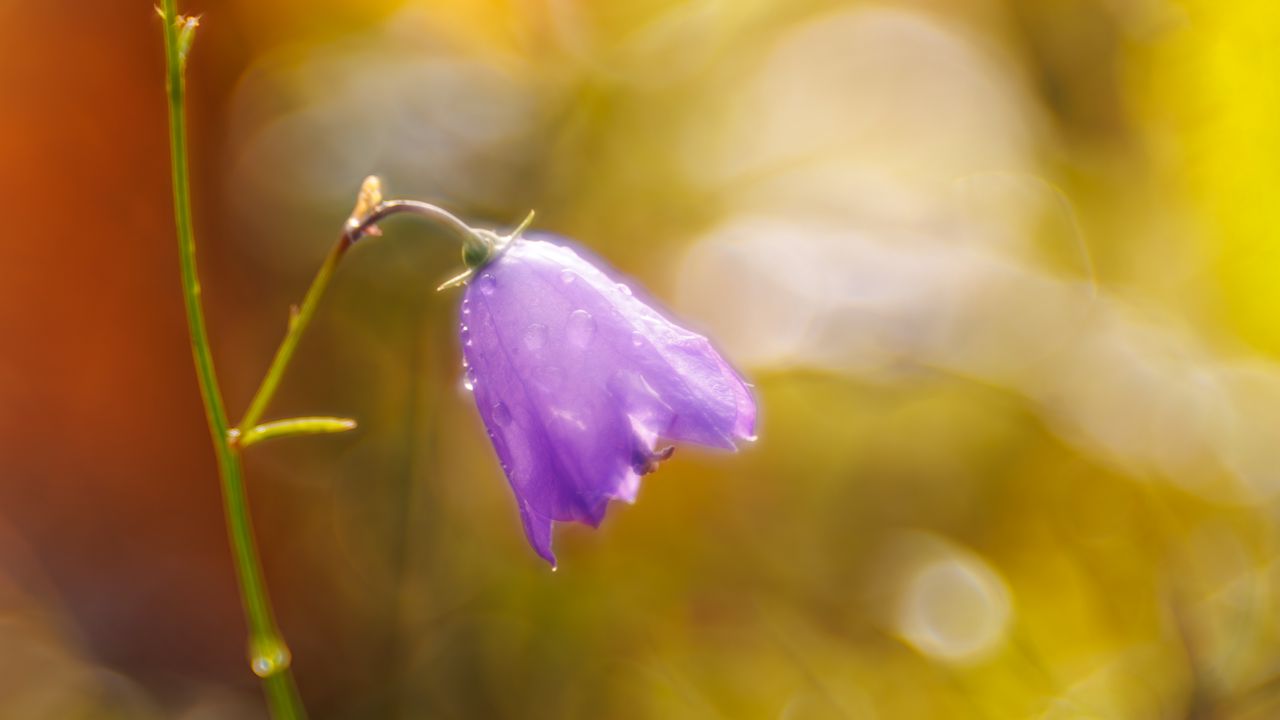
[615,469,643,504]
[733,404,758,445]
[519,502,559,567]
[535,544,558,568]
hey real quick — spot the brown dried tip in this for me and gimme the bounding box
[153,7,200,27]
[350,176,383,224]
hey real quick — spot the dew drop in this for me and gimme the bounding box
[477,273,497,295]
[618,283,633,296]
[523,323,548,351]
[631,331,645,348]
[560,269,576,284]
[492,402,512,426]
[566,309,596,347]
[462,367,476,392]
[249,638,292,679]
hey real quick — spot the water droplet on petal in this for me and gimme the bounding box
[492,402,512,426]
[523,323,548,351]
[560,269,576,284]
[462,367,476,392]
[249,638,292,679]
[631,331,645,348]
[618,283,633,296]
[477,273,497,295]
[566,309,596,347]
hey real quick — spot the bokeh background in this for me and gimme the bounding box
[5,0,1280,717]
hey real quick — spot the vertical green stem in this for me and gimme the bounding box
[160,3,307,717]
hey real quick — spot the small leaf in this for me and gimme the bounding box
[237,416,358,448]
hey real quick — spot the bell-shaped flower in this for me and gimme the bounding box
[458,234,756,566]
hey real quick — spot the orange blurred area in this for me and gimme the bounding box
[7,0,1280,717]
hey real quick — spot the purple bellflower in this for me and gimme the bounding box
[455,229,757,566]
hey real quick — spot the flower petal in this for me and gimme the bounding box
[460,235,756,564]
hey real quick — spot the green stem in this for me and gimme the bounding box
[235,199,485,434]
[237,233,352,434]
[160,3,306,717]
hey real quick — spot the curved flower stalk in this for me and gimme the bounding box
[459,236,758,566]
